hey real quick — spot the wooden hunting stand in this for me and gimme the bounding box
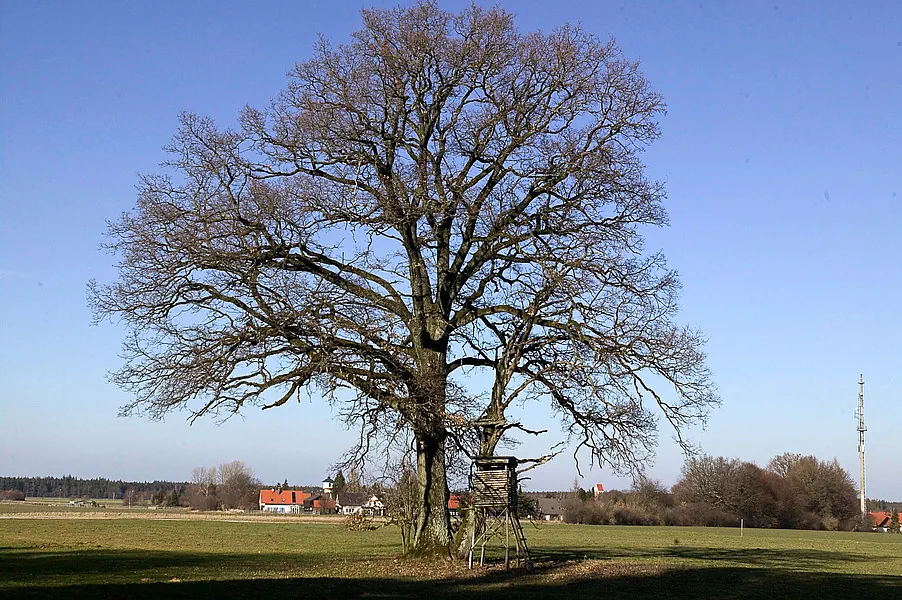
[467,456,532,571]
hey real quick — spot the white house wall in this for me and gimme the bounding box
[260,503,303,513]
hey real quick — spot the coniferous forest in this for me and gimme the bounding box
[0,476,188,500]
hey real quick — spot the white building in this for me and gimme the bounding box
[259,489,311,513]
[337,492,385,516]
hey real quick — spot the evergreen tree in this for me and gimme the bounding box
[332,471,346,497]
[0,476,189,500]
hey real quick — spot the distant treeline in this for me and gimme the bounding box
[564,453,865,531]
[869,499,902,513]
[0,476,189,500]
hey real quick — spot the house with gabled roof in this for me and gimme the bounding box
[535,496,564,521]
[868,511,901,532]
[336,492,385,516]
[304,493,337,514]
[336,491,365,514]
[522,493,564,521]
[259,489,312,513]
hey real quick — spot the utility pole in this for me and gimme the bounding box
[856,374,867,516]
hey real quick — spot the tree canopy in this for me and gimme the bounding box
[673,454,859,529]
[90,1,718,556]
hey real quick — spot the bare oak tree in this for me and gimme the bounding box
[90,1,717,556]
[188,466,218,511]
[218,460,260,510]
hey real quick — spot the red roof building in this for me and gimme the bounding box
[259,489,312,513]
[312,497,334,509]
[309,494,337,514]
[867,511,899,530]
[593,483,604,497]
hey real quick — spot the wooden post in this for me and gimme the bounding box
[504,508,510,571]
[468,517,474,569]
[513,511,520,568]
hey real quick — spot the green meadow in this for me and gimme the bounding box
[1,515,900,599]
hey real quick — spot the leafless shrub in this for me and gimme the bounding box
[344,513,379,531]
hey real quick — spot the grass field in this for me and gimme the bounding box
[24,497,125,505]
[0,501,342,521]
[1,513,900,599]
[0,502,119,513]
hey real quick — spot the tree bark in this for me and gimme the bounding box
[452,505,477,560]
[410,430,452,557]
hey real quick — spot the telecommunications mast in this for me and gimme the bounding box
[856,374,866,516]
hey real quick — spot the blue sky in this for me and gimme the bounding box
[1,1,899,498]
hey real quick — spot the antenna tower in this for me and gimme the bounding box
[856,374,866,516]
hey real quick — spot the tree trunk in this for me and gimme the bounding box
[409,430,452,557]
[452,504,480,559]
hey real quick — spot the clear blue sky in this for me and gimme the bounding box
[1,1,899,498]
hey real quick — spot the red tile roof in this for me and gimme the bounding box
[312,497,336,509]
[868,511,895,527]
[594,483,604,493]
[259,489,312,505]
[448,495,461,510]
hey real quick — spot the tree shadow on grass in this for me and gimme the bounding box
[532,544,875,572]
[2,547,899,600]
[5,568,900,600]
[0,547,323,588]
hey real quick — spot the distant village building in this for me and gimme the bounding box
[305,493,337,514]
[362,495,385,516]
[448,494,462,518]
[259,489,312,513]
[259,477,338,514]
[867,511,901,532]
[68,499,98,507]
[593,483,604,497]
[534,496,564,521]
[257,476,390,516]
[523,493,564,521]
[336,492,364,514]
[336,492,385,516]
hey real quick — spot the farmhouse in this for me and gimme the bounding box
[259,489,312,513]
[259,477,341,514]
[337,492,385,516]
[304,493,337,514]
[68,499,98,507]
[534,496,564,521]
[867,511,901,532]
[593,483,605,497]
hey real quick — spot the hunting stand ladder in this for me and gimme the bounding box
[467,456,532,571]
